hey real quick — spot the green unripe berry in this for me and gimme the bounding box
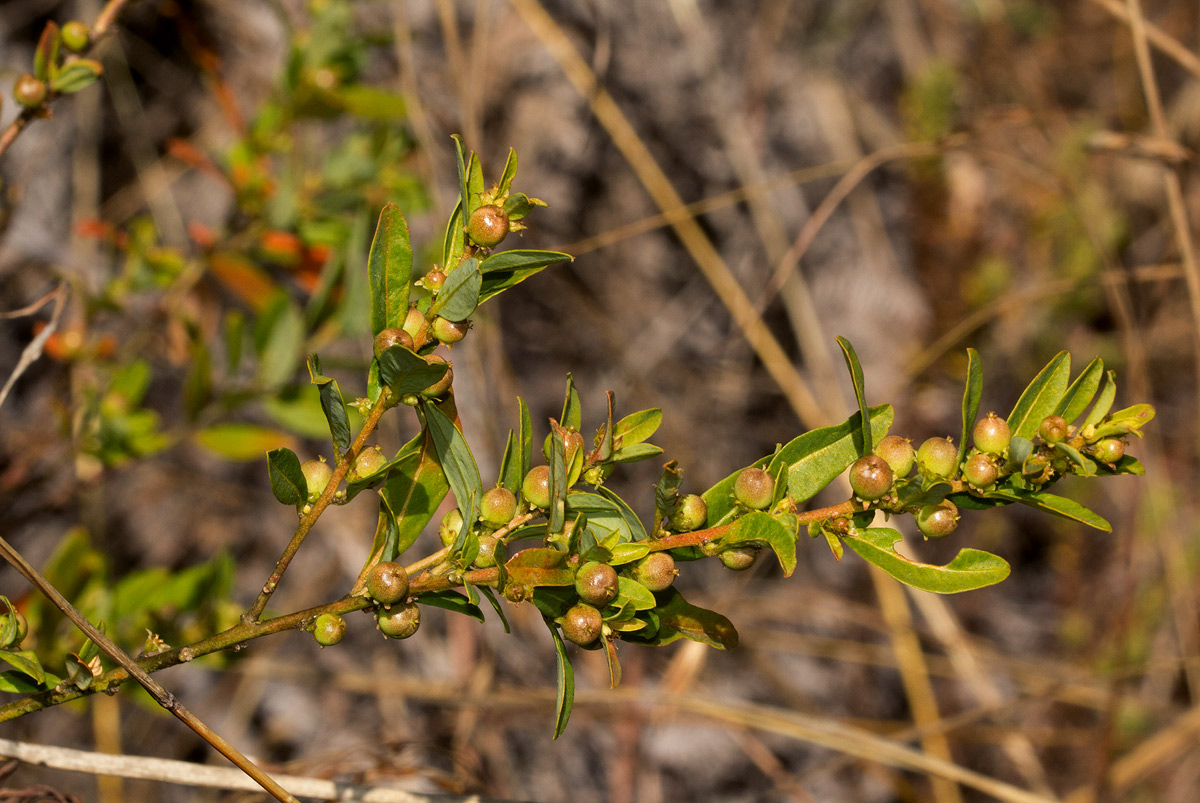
[849,454,893,501]
[917,437,959,480]
[1038,415,1068,444]
[423,269,446,291]
[431,316,469,344]
[669,494,708,532]
[733,467,774,510]
[973,413,1011,456]
[916,500,959,539]
[374,326,413,359]
[474,534,501,568]
[352,446,387,479]
[312,613,346,646]
[420,354,453,398]
[376,603,420,639]
[14,75,47,108]
[719,547,758,571]
[0,610,28,648]
[300,458,333,503]
[1093,438,1125,464]
[963,453,999,488]
[466,204,510,248]
[575,561,619,606]
[481,486,518,527]
[522,465,552,509]
[61,21,91,52]
[439,508,464,546]
[366,561,409,606]
[632,552,677,592]
[562,603,603,646]
[874,435,915,477]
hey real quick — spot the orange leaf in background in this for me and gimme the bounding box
[260,230,302,265]
[165,137,227,182]
[187,221,217,250]
[207,252,277,313]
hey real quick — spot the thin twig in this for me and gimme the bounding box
[0,283,69,411]
[1088,0,1200,81]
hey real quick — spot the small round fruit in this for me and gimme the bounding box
[431,316,469,344]
[300,458,333,503]
[874,435,915,477]
[374,326,413,358]
[14,75,46,108]
[1038,415,1069,444]
[973,414,1011,456]
[401,306,427,342]
[481,486,518,527]
[352,446,387,479]
[575,561,619,606]
[466,204,509,248]
[439,508,464,546]
[376,603,420,639]
[475,534,501,568]
[366,561,409,605]
[423,269,446,291]
[562,603,603,646]
[1093,438,1125,464]
[420,354,453,397]
[917,437,959,480]
[633,552,676,592]
[733,467,774,510]
[61,21,91,52]
[916,500,960,539]
[0,610,28,647]
[312,613,346,646]
[963,453,999,488]
[522,465,552,509]
[849,454,893,501]
[719,547,758,571]
[669,494,708,532]
[503,583,528,603]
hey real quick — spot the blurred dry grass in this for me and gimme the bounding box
[1,0,1199,801]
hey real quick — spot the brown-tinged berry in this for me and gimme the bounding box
[312,613,346,646]
[733,467,774,510]
[963,453,999,488]
[849,454,893,501]
[366,561,409,606]
[481,486,518,527]
[562,603,603,646]
[374,327,413,359]
[466,204,510,248]
[522,465,552,509]
[719,547,758,571]
[1038,415,1069,444]
[504,583,528,603]
[475,534,501,568]
[300,458,333,503]
[916,500,959,539]
[376,603,420,639]
[1093,438,1125,464]
[14,74,47,108]
[669,494,708,532]
[874,435,915,477]
[633,552,676,591]
[973,413,1011,456]
[420,354,453,397]
[431,316,469,344]
[917,437,958,480]
[423,269,446,291]
[575,561,618,606]
[352,446,387,479]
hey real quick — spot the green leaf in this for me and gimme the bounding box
[441,199,465,271]
[477,586,510,633]
[1007,351,1070,440]
[835,337,872,453]
[429,256,481,322]
[50,58,103,94]
[783,405,895,505]
[842,528,1011,593]
[0,670,57,693]
[1081,370,1117,430]
[548,431,567,533]
[376,431,447,561]
[503,192,547,221]
[339,210,371,336]
[0,649,45,684]
[223,310,244,371]
[1054,441,1096,476]
[195,424,295,462]
[611,442,664,463]
[653,587,739,650]
[1092,404,1156,439]
[654,461,684,525]
[307,354,351,452]
[712,511,797,577]
[1056,357,1104,425]
[616,577,657,612]
[497,148,519,196]
[424,401,483,526]
[547,618,575,739]
[335,84,407,120]
[33,22,58,82]
[984,488,1112,531]
[418,590,484,623]
[478,250,573,303]
[595,486,649,542]
[614,408,662,447]
[254,291,305,390]
[559,374,582,431]
[609,542,651,565]
[378,345,449,396]
[266,447,307,506]
[466,151,485,216]
[959,348,982,466]
[452,135,470,219]
[367,203,413,336]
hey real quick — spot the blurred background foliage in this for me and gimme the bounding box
[0,0,1197,801]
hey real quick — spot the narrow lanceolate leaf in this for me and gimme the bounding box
[452,135,470,217]
[266,448,306,507]
[478,250,573,304]
[985,488,1112,531]
[1007,351,1070,440]
[614,408,662,447]
[429,257,481,322]
[33,22,58,82]
[0,650,45,684]
[958,348,983,466]
[836,337,872,453]
[782,405,894,506]
[418,590,484,623]
[50,59,103,94]
[466,151,485,216]
[715,512,798,577]
[367,204,413,336]
[255,292,305,390]
[560,374,582,431]
[424,401,483,525]
[498,148,519,195]
[548,429,567,533]
[547,618,575,739]
[1081,370,1117,431]
[518,397,533,488]
[441,199,465,271]
[653,587,739,650]
[307,354,350,452]
[498,430,520,492]
[842,528,1011,593]
[1055,357,1104,425]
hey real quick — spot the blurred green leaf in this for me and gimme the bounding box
[335,84,406,121]
[367,203,413,336]
[265,447,306,506]
[842,528,1011,593]
[254,291,305,390]
[33,22,58,82]
[0,650,44,685]
[50,58,103,94]
[1007,351,1070,440]
[195,424,295,462]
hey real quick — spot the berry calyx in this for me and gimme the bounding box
[300,458,333,503]
[562,604,603,646]
[14,75,47,108]
[61,21,91,52]
[374,327,414,358]
[575,561,619,606]
[632,552,676,592]
[475,534,501,568]
[439,508,464,546]
[849,454,893,501]
[719,547,758,571]
[733,467,775,510]
[420,354,453,397]
[431,316,469,344]
[916,500,960,539]
[1038,415,1068,444]
[917,437,959,480]
[1092,438,1125,464]
[351,446,387,479]
[669,494,708,532]
[312,613,346,647]
[962,453,999,488]
[973,413,1011,456]
[522,465,552,509]
[874,435,915,477]
[376,603,420,639]
[481,486,518,526]
[466,204,510,248]
[366,561,409,606]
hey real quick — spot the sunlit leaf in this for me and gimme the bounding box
[1056,357,1104,425]
[781,405,894,505]
[547,617,574,739]
[429,256,480,322]
[196,425,296,462]
[367,203,412,336]
[1007,351,1070,440]
[958,348,982,465]
[842,528,1010,593]
[265,447,307,506]
[836,337,872,453]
